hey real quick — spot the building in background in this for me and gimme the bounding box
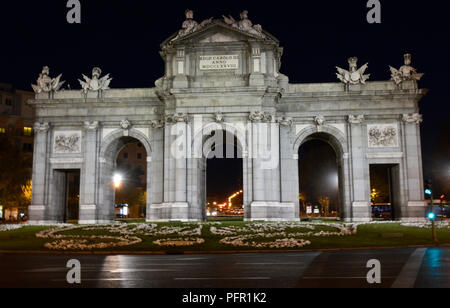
[0,83,35,221]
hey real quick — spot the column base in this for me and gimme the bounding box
[79,204,97,223]
[247,202,297,221]
[28,205,46,223]
[27,220,60,226]
[351,201,372,221]
[405,201,427,220]
[147,203,193,222]
[78,220,114,225]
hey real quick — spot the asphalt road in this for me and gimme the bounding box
[0,248,449,288]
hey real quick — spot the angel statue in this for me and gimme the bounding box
[31,66,65,94]
[223,10,265,37]
[173,10,213,40]
[336,57,370,85]
[79,67,112,94]
[389,54,424,85]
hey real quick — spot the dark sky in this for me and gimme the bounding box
[1,0,449,196]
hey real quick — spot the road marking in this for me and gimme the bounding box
[174,277,271,281]
[236,263,308,265]
[391,248,427,288]
[302,276,397,279]
[51,278,143,282]
[109,269,178,273]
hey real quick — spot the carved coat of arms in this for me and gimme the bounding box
[367,125,398,148]
[54,132,82,154]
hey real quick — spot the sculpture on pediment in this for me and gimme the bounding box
[336,57,370,85]
[79,67,112,94]
[32,66,65,94]
[389,54,424,85]
[173,10,213,40]
[223,10,265,38]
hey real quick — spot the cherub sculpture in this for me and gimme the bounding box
[336,57,370,85]
[79,67,112,94]
[389,54,424,85]
[31,66,65,94]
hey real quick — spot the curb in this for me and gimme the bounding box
[1,244,449,256]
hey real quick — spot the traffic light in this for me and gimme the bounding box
[425,179,433,196]
[427,212,436,221]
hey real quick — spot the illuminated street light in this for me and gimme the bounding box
[114,173,123,188]
[427,212,436,221]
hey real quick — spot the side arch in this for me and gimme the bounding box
[293,125,348,158]
[293,125,351,220]
[100,129,152,160]
[97,128,153,222]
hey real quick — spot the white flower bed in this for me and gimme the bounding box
[36,225,142,250]
[32,220,447,251]
[0,225,25,232]
[401,221,450,229]
[153,237,205,247]
[213,222,357,249]
[35,223,205,250]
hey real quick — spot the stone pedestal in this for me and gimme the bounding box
[245,202,298,222]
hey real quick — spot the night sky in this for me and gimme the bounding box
[1,1,449,199]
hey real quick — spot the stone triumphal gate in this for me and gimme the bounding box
[28,11,427,224]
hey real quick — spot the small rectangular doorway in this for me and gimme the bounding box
[370,164,401,220]
[53,169,80,223]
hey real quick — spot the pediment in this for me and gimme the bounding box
[162,20,278,48]
[199,32,239,43]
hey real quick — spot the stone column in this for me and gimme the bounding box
[248,112,294,221]
[402,114,427,220]
[279,118,300,220]
[79,121,100,224]
[251,119,281,202]
[162,113,190,221]
[147,123,164,221]
[348,115,371,222]
[28,122,51,224]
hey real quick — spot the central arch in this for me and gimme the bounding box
[190,123,248,221]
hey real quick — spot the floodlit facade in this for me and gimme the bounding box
[28,11,427,224]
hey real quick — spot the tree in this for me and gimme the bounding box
[21,180,32,206]
[318,196,331,217]
[0,129,32,209]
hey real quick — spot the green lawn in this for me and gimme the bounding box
[0,221,449,253]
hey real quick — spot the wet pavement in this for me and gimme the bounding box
[0,248,449,288]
